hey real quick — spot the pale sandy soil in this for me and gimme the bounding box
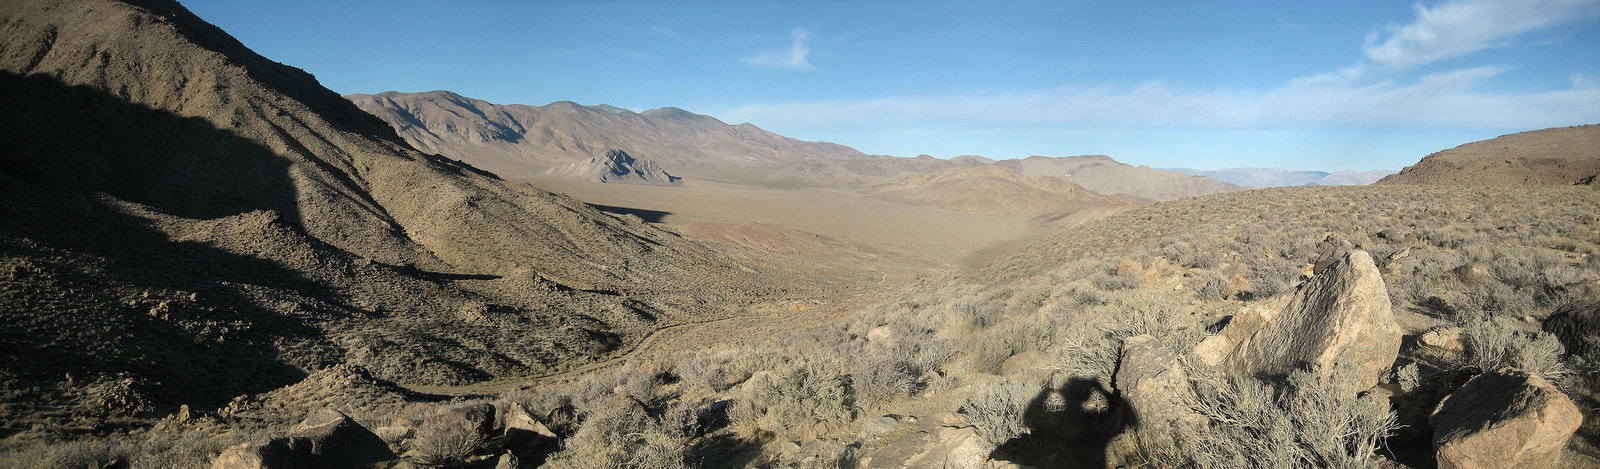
[522,177,1050,271]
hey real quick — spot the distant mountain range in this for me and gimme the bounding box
[352,91,1247,201]
[1163,167,1396,188]
[347,91,866,182]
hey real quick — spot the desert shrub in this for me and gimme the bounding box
[749,359,854,438]
[960,380,1040,445]
[970,329,1019,375]
[1091,272,1141,291]
[676,356,730,393]
[1246,258,1301,299]
[0,438,136,469]
[1188,368,1396,469]
[545,397,690,469]
[413,412,488,467]
[1394,362,1420,393]
[853,347,919,405]
[1459,315,1570,382]
[1196,270,1230,301]
[1006,285,1054,315]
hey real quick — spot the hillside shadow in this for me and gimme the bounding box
[587,203,672,223]
[0,71,338,430]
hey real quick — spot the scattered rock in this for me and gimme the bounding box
[212,409,393,469]
[866,325,895,344]
[374,425,413,444]
[1201,250,1403,389]
[1417,325,1465,362]
[1451,262,1495,287]
[493,450,519,469]
[1542,300,1600,360]
[1115,335,1204,455]
[1430,368,1583,469]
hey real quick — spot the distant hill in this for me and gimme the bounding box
[996,155,1241,201]
[764,154,993,188]
[1377,125,1600,186]
[1166,167,1395,187]
[868,165,1140,222]
[347,91,867,180]
[542,149,680,185]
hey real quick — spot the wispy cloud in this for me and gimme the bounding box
[721,69,1599,132]
[1362,0,1599,71]
[742,27,814,70]
[722,0,1599,136]
[649,26,684,42]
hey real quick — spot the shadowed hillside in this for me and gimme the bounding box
[0,0,811,438]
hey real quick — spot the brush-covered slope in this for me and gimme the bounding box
[0,0,788,431]
[868,165,1140,220]
[1377,125,1600,186]
[997,155,1241,201]
[347,90,866,180]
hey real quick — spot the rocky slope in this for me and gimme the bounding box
[347,90,866,180]
[996,155,1241,201]
[0,0,796,433]
[1377,125,1600,186]
[867,165,1140,221]
[540,149,679,185]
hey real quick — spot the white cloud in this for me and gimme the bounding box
[1363,0,1600,70]
[720,1,1600,136]
[741,27,814,70]
[719,67,1600,132]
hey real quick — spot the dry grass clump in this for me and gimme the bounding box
[1184,367,1397,469]
[960,380,1042,445]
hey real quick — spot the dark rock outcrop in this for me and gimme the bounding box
[212,409,393,469]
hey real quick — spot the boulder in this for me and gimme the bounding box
[1417,326,1466,363]
[1115,335,1204,455]
[1204,250,1403,389]
[1542,300,1600,360]
[1452,262,1496,287]
[212,409,393,469]
[1430,368,1583,469]
[503,402,558,451]
[1311,234,1354,274]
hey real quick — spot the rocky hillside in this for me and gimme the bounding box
[540,149,679,185]
[1378,125,1600,186]
[0,0,797,433]
[347,90,867,180]
[997,155,1241,201]
[868,165,1140,221]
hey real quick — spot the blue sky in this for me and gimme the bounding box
[186,0,1600,170]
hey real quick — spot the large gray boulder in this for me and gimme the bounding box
[212,408,393,469]
[1115,334,1204,456]
[1195,250,1402,388]
[1430,368,1583,469]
